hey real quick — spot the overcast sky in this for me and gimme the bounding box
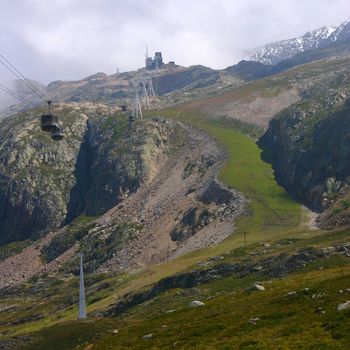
[0,0,349,84]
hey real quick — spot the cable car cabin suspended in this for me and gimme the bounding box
[41,101,59,132]
[121,104,128,112]
[41,114,58,131]
[0,54,64,139]
[51,126,64,141]
[40,101,64,141]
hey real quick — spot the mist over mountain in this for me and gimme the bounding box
[0,81,16,117]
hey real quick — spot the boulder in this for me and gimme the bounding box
[143,333,153,340]
[246,283,265,292]
[249,317,260,325]
[337,301,350,311]
[189,300,205,308]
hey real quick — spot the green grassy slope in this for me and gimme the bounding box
[20,229,350,350]
[162,110,301,232]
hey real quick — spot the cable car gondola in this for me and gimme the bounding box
[0,53,65,142]
[121,104,128,112]
[51,126,64,141]
[41,101,59,132]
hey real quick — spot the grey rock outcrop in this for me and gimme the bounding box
[246,283,265,292]
[0,103,172,244]
[189,300,205,308]
[0,105,88,244]
[336,301,350,311]
[258,55,350,213]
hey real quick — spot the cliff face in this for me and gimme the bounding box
[0,103,171,244]
[0,105,88,244]
[259,100,350,211]
[257,52,350,215]
[67,113,170,220]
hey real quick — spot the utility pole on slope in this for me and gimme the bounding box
[78,253,87,320]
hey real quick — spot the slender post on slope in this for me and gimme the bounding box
[78,253,87,319]
[136,92,143,119]
[148,78,156,97]
[142,82,150,110]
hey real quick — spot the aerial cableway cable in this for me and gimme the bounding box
[0,82,37,107]
[0,53,49,103]
[0,53,64,140]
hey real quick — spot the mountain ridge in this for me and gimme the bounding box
[248,19,350,65]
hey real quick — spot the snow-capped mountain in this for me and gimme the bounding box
[248,20,350,65]
[326,20,350,44]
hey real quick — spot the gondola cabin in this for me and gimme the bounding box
[51,126,64,141]
[41,114,58,132]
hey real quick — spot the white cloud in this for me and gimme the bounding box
[0,0,348,83]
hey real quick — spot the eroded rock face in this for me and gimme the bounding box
[67,113,170,219]
[171,180,244,242]
[0,103,173,244]
[259,81,350,212]
[0,106,88,244]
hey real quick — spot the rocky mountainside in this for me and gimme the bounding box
[259,56,350,224]
[0,104,88,244]
[0,111,247,288]
[0,64,243,120]
[0,103,178,244]
[327,20,350,44]
[248,20,350,65]
[2,35,350,350]
[38,65,241,109]
[227,38,350,82]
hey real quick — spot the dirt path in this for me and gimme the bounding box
[300,206,319,230]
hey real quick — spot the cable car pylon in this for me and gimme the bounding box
[78,252,87,320]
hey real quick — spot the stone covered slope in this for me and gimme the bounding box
[93,123,246,273]
[180,48,350,128]
[0,103,174,244]
[0,120,247,288]
[1,65,243,119]
[46,65,242,108]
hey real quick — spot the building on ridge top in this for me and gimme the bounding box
[145,50,164,70]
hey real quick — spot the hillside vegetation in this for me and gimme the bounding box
[3,113,350,349]
[0,113,313,347]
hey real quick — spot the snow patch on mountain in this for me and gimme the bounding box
[327,20,350,43]
[247,20,350,65]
